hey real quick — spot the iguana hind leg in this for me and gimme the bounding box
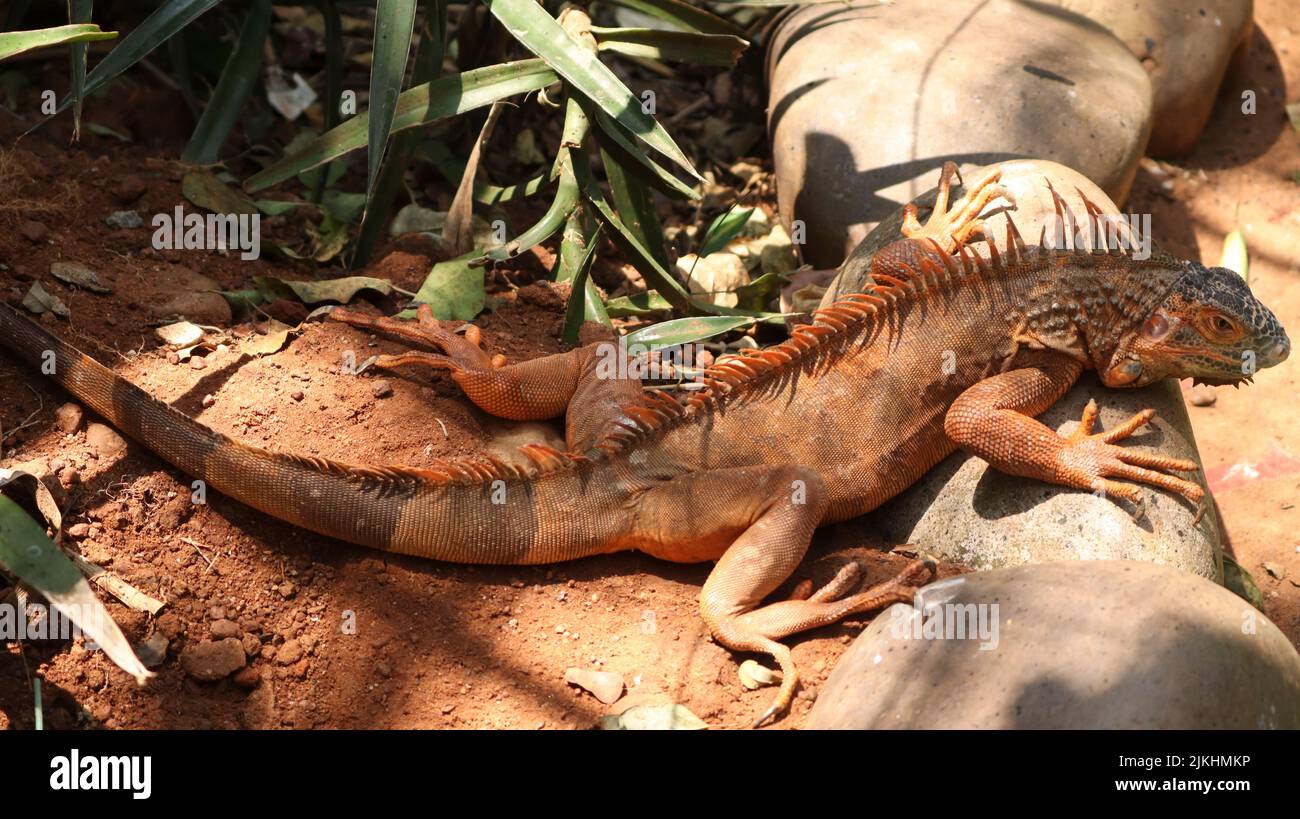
[331,304,642,447]
[638,465,932,727]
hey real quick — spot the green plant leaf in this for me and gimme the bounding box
[67,1,94,140]
[181,0,271,164]
[601,143,668,268]
[245,59,558,193]
[484,0,701,180]
[572,145,704,314]
[585,100,697,200]
[592,27,748,67]
[561,217,607,343]
[319,0,343,129]
[699,205,754,256]
[421,139,554,204]
[352,0,447,268]
[0,492,150,684]
[733,271,788,311]
[412,252,485,320]
[251,274,393,305]
[606,291,673,317]
[54,0,221,115]
[624,315,757,347]
[0,23,117,62]
[600,0,745,36]
[367,0,418,198]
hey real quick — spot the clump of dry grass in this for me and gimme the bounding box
[0,147,80,225]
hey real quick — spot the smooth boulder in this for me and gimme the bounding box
[808,561,1300,729]
[1039,0,1254,156]
[767,0,1152,267]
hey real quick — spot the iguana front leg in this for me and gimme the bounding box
[944,352,1204,512]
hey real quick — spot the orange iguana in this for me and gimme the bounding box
[0,165,1289,725]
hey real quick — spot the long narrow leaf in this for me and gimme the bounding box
[601,143,668,268]
[0,24,116,62]
[592,27,748,67]
[699,205,754,256]
[586,100,697,200]
[67,1,93,140]
[560,215,608,343]
[181,0,271,164]
[0,494,151,684]
[368,0,418,198]
[320,0,343,130]
[484,0,701,180]
[601,0,745,36]
[624,315,757,347]
[245,59,557,192]
[166,31,200,119]
[572,145,704,314]
[54,0,222,114]
[352,0,448,268]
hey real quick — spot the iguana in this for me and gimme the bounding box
[0,165,1289,726]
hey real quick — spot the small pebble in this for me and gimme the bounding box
[106,210,143,230]
[20,220,48,242]
[1188,384,1217,407]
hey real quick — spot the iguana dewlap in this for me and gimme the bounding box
[0,165,1289,726]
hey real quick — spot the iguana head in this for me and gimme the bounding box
[1101,260,1289,388]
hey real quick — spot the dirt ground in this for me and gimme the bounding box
[1,4,1299,730]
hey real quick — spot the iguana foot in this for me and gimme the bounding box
[901,161,1014,252]
[1057,399,1204,513]
[786,561,861,602]
[330,303,505,376]
[715,556,936,728]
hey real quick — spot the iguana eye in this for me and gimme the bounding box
[1196,310,1242,341]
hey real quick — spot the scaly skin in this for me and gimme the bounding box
[0,165,1289,726]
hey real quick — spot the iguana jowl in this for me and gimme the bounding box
[0,165,1289,725]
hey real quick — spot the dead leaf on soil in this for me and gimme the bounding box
[182,169,259,216]
[242,319,295,356]
[252,274,393,305]
[50,261,112,294]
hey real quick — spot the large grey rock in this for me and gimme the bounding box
[867,373,1221,580]
[767,0,1152,267]
[808,561,1300,729]
[1039,0,1254,157]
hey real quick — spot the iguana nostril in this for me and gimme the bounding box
[1270,337,1290,363]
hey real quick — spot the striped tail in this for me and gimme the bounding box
[0,305,622,563]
